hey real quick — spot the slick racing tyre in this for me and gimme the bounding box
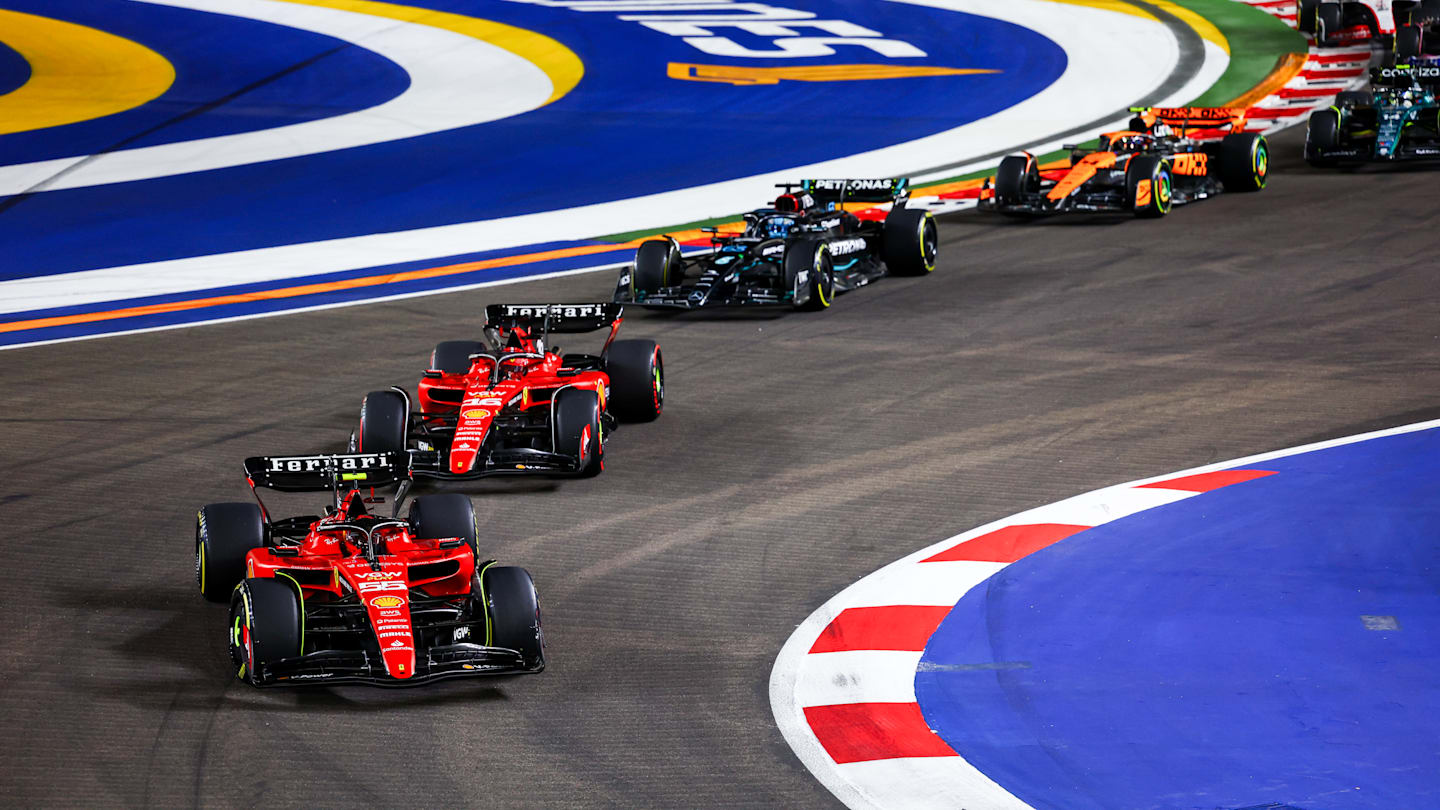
[882,207,938,275]
[409,493,480,556]
[1126,155,1173,218]
[1316,2,1341,46]
[632,240,678,297]
[994,154,1039,204]
[229,577,303,685]
[358,389,408,455]
[1306,109,1340,167]
[604,339,663,422]
[1297,0,1318,32]
[1219,132,1269,192]
[197,503,264,603]
[431,340,486,375]
[1335,90,1370,108]
[1397,24,1423,60]
[785,240,834,311]
[479,565,545,671]
[553,387,603,477]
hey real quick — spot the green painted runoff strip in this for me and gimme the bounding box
[593,0,1307,243]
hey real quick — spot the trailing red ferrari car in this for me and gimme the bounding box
[979,107,1268,218]
[195,452,544,686]
[355,303,662,480]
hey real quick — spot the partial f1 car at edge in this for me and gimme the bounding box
[195,452,543,686]
[980,107,1268,219]
[356,303,662,481]
[613,178,937,312]
[1306,65,1440,166]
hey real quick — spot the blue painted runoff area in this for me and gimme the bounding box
[0,38,29,98]
[915,426,1440,810]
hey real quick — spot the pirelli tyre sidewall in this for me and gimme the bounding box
[481,565,545,671]
[431,340,486,375]
[197,502,264,603]
[633,240,677,298]
[1127,155,1173,219]
[785,240,832,311]
[605,339,664,422]
[995,153,1040,204]
[359,389,408,455]
[1298,0,1318,32]
[1306,109,1341,167]
[1219,132,1269,192]
[1316,2,1341,46]
[882,207,938,275]
[229,577,303,686]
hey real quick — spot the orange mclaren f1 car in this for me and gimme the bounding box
[979,107,1269,218]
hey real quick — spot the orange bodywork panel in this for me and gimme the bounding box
[1047,152,1117,201]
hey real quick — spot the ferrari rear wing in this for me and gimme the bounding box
[1130,106,1246,136]
[483,303,622,334]
[795,178,910,207]
[245,452,409,492]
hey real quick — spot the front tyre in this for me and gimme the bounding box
[1316,2,1341,46]
[632,240,678,298]
[1297,0,1318,32]
[553,387,603,477]
[1306,109,1340,167]
[431,340,486,375]
[604,339,663,422]
[784,240,834,311]
[1219,133,1269,192]
[994,154,1039,204]
[1397,24,1423,60]
[196,503,264,603]
[229,577,303,685]
[359,390,408,455]
[1126,155,1173,219]
[479,565,545,671]
[882,207,938,276]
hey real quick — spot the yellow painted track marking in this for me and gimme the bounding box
[278,0,583,105]
[0,9,175,135]
[1045,0,1229,54]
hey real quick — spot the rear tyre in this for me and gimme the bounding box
[1316,2,1341,46]
[784,240,834,311]
[197,503,264,603]
[409,494,479,556]
[1397,24,1423,59]
[994,154,1039,204]
[553,387,603,477]
[632,240,678,297]
[229,577,303,685]
[1306,109,1340,167]
[358,390,408,455]
[431,340,486,375]
[1126,155,1173,219]
[604,339,663,422]
[1298,0,1318,32]
[480,565,545,671]
[882,207,938,276]
[1219,133,1269,192]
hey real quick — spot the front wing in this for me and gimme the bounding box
[257,643,538,687]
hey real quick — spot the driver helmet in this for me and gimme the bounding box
[1112,134,1148,152]
[763,216,795,239]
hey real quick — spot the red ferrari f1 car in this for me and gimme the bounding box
[354,303,662,480]
[195,452,544,686]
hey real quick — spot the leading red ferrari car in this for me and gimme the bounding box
[356,303,662,480]
[194,452,544,686]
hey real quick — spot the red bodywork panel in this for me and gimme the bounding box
[417,325,610,474]
[244,495,474,680]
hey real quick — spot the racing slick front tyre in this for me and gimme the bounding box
[1315,2,1341,46]
[358,389,408,455]
[1126,155,1173,219]
[431,340,486,375]
[1306,109,1341,167]
[1397,24,1423,59]
[480,565,545,671]
[1297,0,1317,32]
[785,240,834,311]
[994,154,1039,204]
[632,240,678,297]
[1219,132,1269,192]
[409,494,480,556]
[604,339,664,422]
[197,503,264,603]
[229,577,303,686]
[553,387,603,477]
[882,207,938,276]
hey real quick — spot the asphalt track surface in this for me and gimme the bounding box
[2,127,1438,808]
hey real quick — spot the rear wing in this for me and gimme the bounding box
[1130,106,1246,136]
[793,178,910,207]
[1371,65,1440,86]
[245,452,409,492]
[483,303,622,334]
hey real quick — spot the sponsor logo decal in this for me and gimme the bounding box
[499,303,606,319]
[358,580,406,593]
[266,454,391,473]
[1171,153,1208,176]
[355,571,401,580]
[462,408,491,419]
[370,595,404,608]
[829,237,867,256]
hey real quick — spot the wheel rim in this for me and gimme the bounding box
[1254,141,1269,187]
[813,247,831,307]
[651,350,664,411]
[1156,170,1172,212]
